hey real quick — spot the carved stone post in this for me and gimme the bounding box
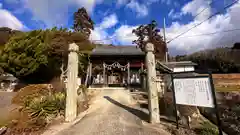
[127,62,130,88]
[65,43,79,122]
[145,43,160,123]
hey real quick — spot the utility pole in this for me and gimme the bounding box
[163,18,168,62]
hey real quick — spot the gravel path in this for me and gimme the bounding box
[0,92,18,121]
[58,89,170,135]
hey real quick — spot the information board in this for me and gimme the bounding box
[173,77,214,108]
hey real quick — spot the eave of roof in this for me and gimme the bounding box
[90,45,145,56]
[161,61,197,68]
[156,61,173,73]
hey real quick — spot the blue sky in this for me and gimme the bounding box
[0,0,240,55]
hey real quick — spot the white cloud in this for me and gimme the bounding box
[182,0,211,20]
[6,0,103,28]
[89,13,136,45]
[166,1,240,55]
[89,27,111,44]
[0,9,24,30]
[126,0,148,17]
[168,9,174,17]
[90,13,119,44]
[113,25,138,45]
[99,14,118,29]
[168,9,182,19]
[90,24,138,45]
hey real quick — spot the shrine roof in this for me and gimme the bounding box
[161,61,197,68]
[90,45,145,56]
[156,61,197,73]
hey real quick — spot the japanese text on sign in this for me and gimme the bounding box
[173,77,214,108]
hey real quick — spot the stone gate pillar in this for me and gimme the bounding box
[145,43,160,123]
[65,43,79,122]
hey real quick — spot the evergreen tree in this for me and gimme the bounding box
[0,28,95,83]
[132,20,167,60]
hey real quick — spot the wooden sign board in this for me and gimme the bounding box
[173,77,214,108]
[170,73,223,135]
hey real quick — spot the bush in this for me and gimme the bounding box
[12,84,54,105]
[194,121,218,135]
[23,92,65,126]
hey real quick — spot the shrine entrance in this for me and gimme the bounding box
[89,45,145,89]
[103,62,130,87]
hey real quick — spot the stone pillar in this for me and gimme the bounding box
[127,62,130,88]
[65,43,79,122]
[145,43,160,123]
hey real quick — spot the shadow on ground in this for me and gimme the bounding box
[104,96,149,122]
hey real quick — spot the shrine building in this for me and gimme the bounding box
[87,45,197,89]
[89,45,145,88]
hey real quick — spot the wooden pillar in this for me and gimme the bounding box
[103,62,106,87]
[145,43,160,124]
[89,62,92,87]
[89,63,92,80]
[84,65,89,86]
[141,62,144,71]
[65,43,79,122]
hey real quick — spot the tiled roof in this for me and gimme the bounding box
[91,45,145,56]
[161,61,197,68]
[156,61,197,73]
[156,61,173,73]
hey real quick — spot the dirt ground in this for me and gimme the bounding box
[0,90,98,135]
[0,92,17,126]
[132,92,222,135]
[58,89,171,135]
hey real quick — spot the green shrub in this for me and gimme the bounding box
[194,121,218,135]
[24,92,65,125]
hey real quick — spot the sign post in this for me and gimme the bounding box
[170,73,179,129]
[209,72,223,135]
[170,72,223,135]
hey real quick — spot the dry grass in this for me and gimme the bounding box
[215,85,240,92]
[211,74,240,92]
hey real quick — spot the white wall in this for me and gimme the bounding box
[173,66,195,72]
[184,66,194,72]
